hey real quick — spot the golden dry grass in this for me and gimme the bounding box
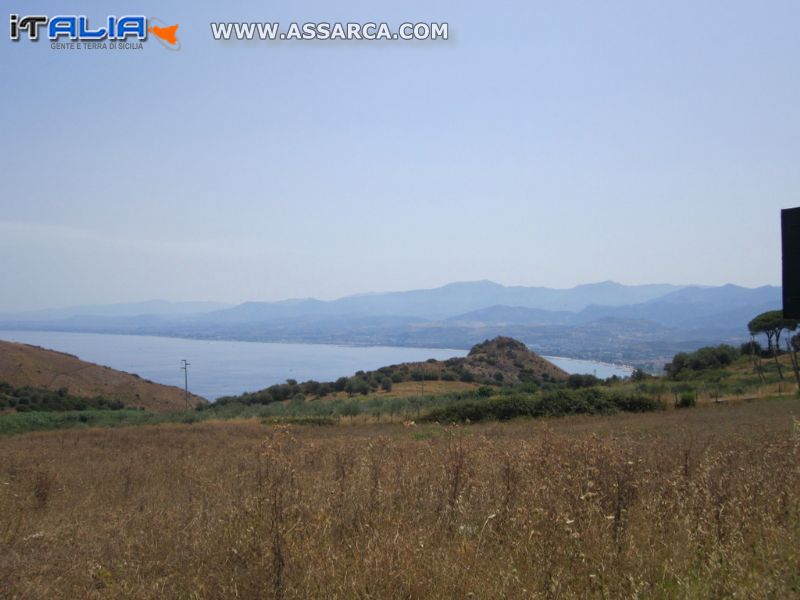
[0,340,206,412]
[1,398,799,598]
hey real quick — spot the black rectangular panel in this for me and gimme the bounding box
[782,207,800,318]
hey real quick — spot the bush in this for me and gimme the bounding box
[421,387,663,423]
[740,340,763,356]
[606,391,665,412]
[666,345,740,377]
[537,389,616,417]
[677,392,696,408]
[421,396,539,423]
[566,374,602,389]
[0,382,126,413]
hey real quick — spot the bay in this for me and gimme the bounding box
[0,330,632,400]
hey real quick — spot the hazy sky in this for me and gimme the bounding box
[2,1,799,311]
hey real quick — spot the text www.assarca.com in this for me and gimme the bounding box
[210,22,449,41]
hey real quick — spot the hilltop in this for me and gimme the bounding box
[389,336,568,385]
[0,340,206,412]
[218,336,567,408]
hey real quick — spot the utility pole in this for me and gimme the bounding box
[181,359,191,410]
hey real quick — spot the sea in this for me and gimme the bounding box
[0,330,633,400]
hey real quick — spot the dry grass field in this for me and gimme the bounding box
[1,397,799,598]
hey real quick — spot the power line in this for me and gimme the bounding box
[180,359,191,410]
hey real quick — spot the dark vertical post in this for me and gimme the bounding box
[181,359,191,410]
[781,207,800,318]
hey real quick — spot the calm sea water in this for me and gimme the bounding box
[545,356,633,381]
[0,331,632,400]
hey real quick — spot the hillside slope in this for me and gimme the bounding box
[0,340,206,412]
[459,337,568,383]
[376,336,569,386]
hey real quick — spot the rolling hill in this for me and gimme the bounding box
[378,336,569,385]
[0,340,206,412]
[220,336,568,407]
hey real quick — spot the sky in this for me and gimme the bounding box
[2,0,799,311]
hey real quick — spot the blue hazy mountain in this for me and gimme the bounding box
[0,300,234,322]
[200,280,682,322]
[0,281,782,369]
[574,284,781,328]
[444,305,574,326]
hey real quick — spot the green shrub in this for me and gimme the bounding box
[421,396,538,423]
[606,391,665,412]
[740,340,763,356]
[477,386,493,398]
[566,374,602,389]
[537,389,616,417]
[666,345,740,378]
[421,387,664,424]
[0,382,126,413]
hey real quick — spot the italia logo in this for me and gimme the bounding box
[9,14,181,50]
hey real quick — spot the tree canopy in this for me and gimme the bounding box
[747,310,798,350]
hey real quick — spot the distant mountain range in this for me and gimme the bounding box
[195,280,682,322]
[0,300,233,321]
[0,281,781,371]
